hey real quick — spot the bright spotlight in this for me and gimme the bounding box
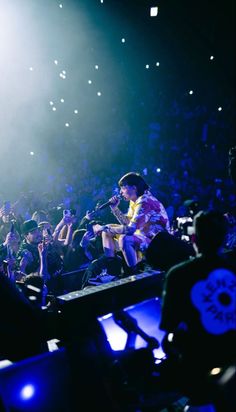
[65,123,70,127]
[210,367,221,376]
[20,384,35,400]
[97,91,102,96]
[121,38,125,43]
[74,109,78,114]
[54,60,58,65]
[29,67,33,71]
[189,90,193,95]
[210,55,214,60]
[52,107,56,111]
[59,4,63,8]
[218,106,222,111]
[95,65,99,70]
[30,152,34,156]
[88,80,92,84]
[156,62,160,66]
[145,64,150,69]
[60,98,64,103]
[49,101,54,106]
[150,7,158,17]
[156,167,161,173]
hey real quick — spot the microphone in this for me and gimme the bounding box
[96,195,121,211]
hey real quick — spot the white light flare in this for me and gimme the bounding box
[150,7,158,17]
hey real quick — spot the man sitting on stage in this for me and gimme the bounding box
[96,172,170,275]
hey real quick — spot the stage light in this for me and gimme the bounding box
[167,332,174,342]
[28,296,37,301]
[95,65,99,70]
[59,4,63,8]
[49,101,54,106]
[88,80,92,84]
[54,60,58,65]
[20,384,35,400]
[60,98,64,103]
[74,109,78,114]
[29,67,33,71]
[100,0,104,3]
[218,106,222,111]
[189,90,193,95]
[121,38,125,43]
[52,107,56,111]
[145,64,150,69]
[97,91,102,96]
[62,70,66,75]
[156,167,161,173]
[65,123,70,127]
[150,7,158,17]
[210,367,221,376]
[156,62,160,66]
[30,152,34,156]
[210,55,214,60]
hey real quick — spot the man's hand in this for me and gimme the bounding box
[3,232,18,247]
[38,241,48,257]
[80,231,95,248]
[109,195,120,209]
[85,210,96,220]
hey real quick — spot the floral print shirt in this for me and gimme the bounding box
[126,191,170,249]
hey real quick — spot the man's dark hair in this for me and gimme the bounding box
[118,172,149,197]
[194,210,229,254]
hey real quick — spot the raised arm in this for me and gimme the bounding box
[109,196,130,225]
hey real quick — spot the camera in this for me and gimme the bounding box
[176,216,194,241]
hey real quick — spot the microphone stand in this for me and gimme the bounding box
[113,310,160,351]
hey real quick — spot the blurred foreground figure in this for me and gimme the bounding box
[0,273,48,362]
[159,210,236,410]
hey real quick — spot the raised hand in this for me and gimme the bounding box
[109,195,120,209]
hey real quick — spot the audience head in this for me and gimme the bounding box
[32,210,48,224]
[72,229,87,248]
[193,210,229,255]
[21,219,42,245]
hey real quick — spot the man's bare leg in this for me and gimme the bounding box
[119,235,138,267]
[102,231,116,257]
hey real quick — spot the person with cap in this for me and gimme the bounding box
[96,172,170,275]
[17,220,63,293]
[17,219,42,274]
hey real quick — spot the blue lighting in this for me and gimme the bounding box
[98,297,166,360]
[20,384,35,400]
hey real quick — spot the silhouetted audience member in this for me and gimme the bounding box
[64,228,101,272]
[0,273,48,362]
[159,210,236,410]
